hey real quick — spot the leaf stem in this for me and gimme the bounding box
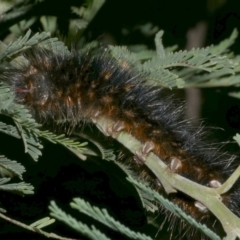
[0,212,78,240]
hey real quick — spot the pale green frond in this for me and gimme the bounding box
[165,44,178,53]
[40,16,57,34]
[0,121,21,139]
[127,44,149,52]
[0,83,15,109]
[210,28,238,55]
[154,30,165,57]
[127,44,156,61]
[0,155,25,179]
[0,29,70,63]
[39,37,70,56]
[133,50,156,61]
[70,198,153,240]
[184,70,240,87]
[229,91,240,99]
[108,45,141,68]
[0,30,52,61]
[0,84,43,161]
[146,67,185,88]
[73,132,114,160]
[142,41,239,88]
[128,176,221,240]
[39,130,87,154]
[127,44,164,62]
[49,201,111,240]
[143,47,234,74]
[0,177,10,185]
[0,180,34,195]
[30,217,55,229]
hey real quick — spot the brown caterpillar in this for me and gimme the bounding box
[1,46,239,239]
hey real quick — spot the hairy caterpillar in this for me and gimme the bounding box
[1,46,239,239]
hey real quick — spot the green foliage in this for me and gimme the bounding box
[0,155,25,179]
[1,1,240,240]
[49,198,152,240]
[0,155,34,196]
[109,28,240,89]
[0,30,51,61]
[70,198,152,240]
[128,177,221,240]
[0,83,42,161]
[29,217,55,229]
[0,179,34,195]
[49,201,111,240]
[210,28,238,55]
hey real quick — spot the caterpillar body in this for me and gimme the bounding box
[1,46,239,239]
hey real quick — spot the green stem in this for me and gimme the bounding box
[94,115,240,239]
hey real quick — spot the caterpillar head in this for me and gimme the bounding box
[1,49,66,121]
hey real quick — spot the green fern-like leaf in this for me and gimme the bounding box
[0,84,43,161]
[144,47,234,73]
[0,121,21,139]
[49,201,111,240]
[210,28,238,55]
[184,71,240,87]
[145,67,184,88]
[29,217,55,229]
[127,44,156,61]
[70,198,152,240]
[128,176,221,240]
[0,155,34,196]
[0,30,51,61]
[0,155,25,179]
[109,45,142,68]
[39,37,70,56]
[39,130,87,153]
[74,132,116,161]
[154,30,166,58]
[0,181,34,195]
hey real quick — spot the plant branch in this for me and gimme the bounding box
[94,115,240,239]
[216,165,240,195]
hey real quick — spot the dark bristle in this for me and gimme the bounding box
[1,46,239,239]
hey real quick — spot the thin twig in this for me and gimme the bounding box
[216,165,240,194]
[0,212,78,240]
[95,115,240,239]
